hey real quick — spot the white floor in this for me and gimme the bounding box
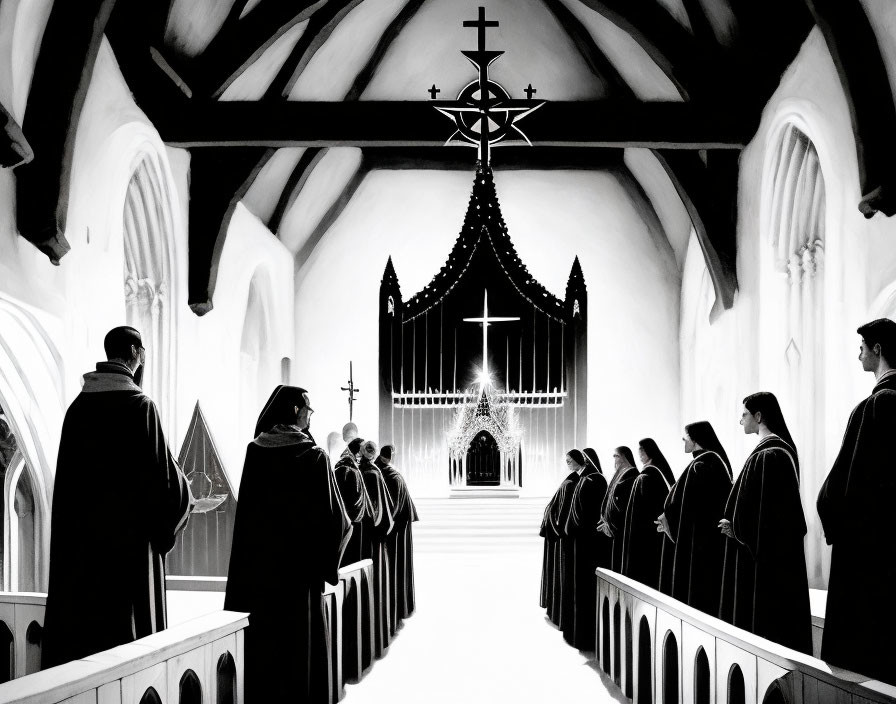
[341,498,629,704]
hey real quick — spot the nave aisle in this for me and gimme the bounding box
[343,498,627,704]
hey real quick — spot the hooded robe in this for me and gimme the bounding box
[600,466,640,573]
[377,456,419,634]
[719,434,812,653]
[42,362,192,669]
[334,450,370,566]
[360,456,395,657]
[539,474,576,612]
[817,371,896,683]
[225,423,351,703]
[562,463,610,650]
[546,471,581,627]
[622,464,675,590]
[659,449,732,615]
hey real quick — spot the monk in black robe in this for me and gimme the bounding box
[563,449,609,650]
[719,392,812,654]
[225,386,351,703]
[42,327,192,669]
[359,440,395,657]
[544,459,582,627]
[376,445,419,635]
[818,319,896,684]
[622,438,674,590]
[598,446,639,573]
[539,468,574,613]
[334,437,369,566]
[657,421,732,615]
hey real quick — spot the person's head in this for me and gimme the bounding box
[638,437,671,470]
[583,447,602,474]
[683,421,730,470]
[104,326,144,372]
[742,391,795,448]
[565,449,585,471]
[613,446,635,471]
[361,439,378,461]
[347,437,364,458]
[379,444,395,463]
[254,385,311,437]
[857,318,896,372]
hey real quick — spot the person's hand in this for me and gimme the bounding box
[718,518,734,538]
[654,513,670,536]
[597,521,613,538]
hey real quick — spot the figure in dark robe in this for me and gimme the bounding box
[657,421,732,616]
[42,327,192,669]
[622,438,675,590]
[563,448,610,650]
[719,392,812,654]
[539,467,576,614]
[598,446,639,573]
[543,457,582,628]
[225,386,351,703]
[359,439,395,657]
[817,319,896,684]
[334,437,369,566]
[376,445,419,635]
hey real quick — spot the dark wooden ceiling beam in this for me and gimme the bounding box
[653,149,739,313]
[188,148,274,315]
[541,0,634,98]
[1,102,32,169]
[264,0,366,100]
[344,0,428,101]
[362,146,623,171]
[805,0,896,217]
[191,0,328,98]
[157,100,754,148]
[14,0,119,264]
[269,147,328,234]
[573,0,716,99]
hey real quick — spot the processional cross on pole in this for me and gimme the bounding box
[463,289,519,385]
[341,361,359,421]
[432,6,545,166]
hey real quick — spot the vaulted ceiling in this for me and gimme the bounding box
[6,0,896,317]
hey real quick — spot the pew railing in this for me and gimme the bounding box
[0,593,46,682]
[596,569,896,704]
[0,610,248,704]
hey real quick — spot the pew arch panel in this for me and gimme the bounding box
[614,601,622,685]
[728,665,746,704]
[163,642,208,704]
[602,597,611,675]
[662,631,681,704]
[756,658,789,704]
[656,611,682,704]
[178,669,202,704]
[625,610,634,699]
[123,661,167,704]
[0,621,12,684]
[215,651,236,704]
[634,604,657,704]
[682,621,715,704]
[715,640,756,704]
[209,634,239,704]
[140,688,164,704]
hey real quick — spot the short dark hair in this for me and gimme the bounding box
[857,318,896,364]
[104,326,142,361]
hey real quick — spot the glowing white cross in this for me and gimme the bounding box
[462,289,519,385]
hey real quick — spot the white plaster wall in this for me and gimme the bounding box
[294,168,682,492]
[0,27,293,505]
[680,17,896,586]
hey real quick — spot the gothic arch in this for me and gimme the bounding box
[238,267,280,440]
[662,631,679,704]
[0,295,62,592]
[4,452,41,591]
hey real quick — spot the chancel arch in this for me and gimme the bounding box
[759,120,827,587]
[123,149,180,440]
[238,268,280,441]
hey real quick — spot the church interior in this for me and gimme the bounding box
[1,0,896,702]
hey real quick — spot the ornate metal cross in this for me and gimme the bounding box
[340,361,360,421]
[463,289,519,386]
[433,6,545,165]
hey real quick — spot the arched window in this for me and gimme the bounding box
[601,598,611,674]
[216,652,236,704]
[25,621,42,675]
[662,632,679,704]
[728,664,746,704]
[139,687,163,704]
[625,611,633,699]
[694,647,710,704]
[179,669,202,704]
[123,153,178,440]
[613,602,622,685]
[238,272,278,439]
[638,616,652,704]
[1,412,42,592]
[0,622,12,684]
[763,123,827,586]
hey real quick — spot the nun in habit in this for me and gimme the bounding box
[541,452,583,627]
[597,446,640,573]
[225,386,351,703]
